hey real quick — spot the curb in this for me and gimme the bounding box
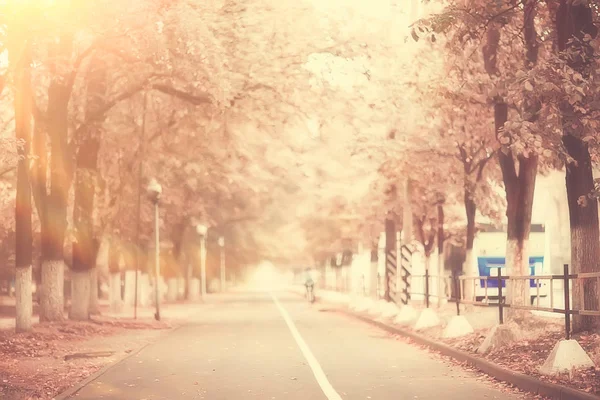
[53,324,183,400]
[340,310,600,400]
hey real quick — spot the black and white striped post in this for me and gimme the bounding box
[384,218,397,303]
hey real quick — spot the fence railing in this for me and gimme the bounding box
[454,264,600,340]
[320,264,600,340]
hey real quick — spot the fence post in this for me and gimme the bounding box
[563,264,571,340]
[497,268,504,325]
[425,269,430,308]
[454,274,461,316]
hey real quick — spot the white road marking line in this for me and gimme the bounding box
[270,293,343,400]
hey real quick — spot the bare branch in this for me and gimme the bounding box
[152,83,212,105]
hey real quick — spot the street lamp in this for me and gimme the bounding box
[147,178,162,321]
[196,223,208,299]
[218,236,225,291]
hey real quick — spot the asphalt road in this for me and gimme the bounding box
[68,289,532,400]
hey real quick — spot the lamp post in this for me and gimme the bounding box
[196,223,208,300]
[218,236,225,291]
[147,178,162,321]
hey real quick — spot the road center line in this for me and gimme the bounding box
[270,293,342,400]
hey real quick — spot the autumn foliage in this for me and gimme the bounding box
[0,0,597,335]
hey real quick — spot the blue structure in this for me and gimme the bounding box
[477,256,544,288]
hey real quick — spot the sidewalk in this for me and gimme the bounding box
[302,286,600,400]
[0,297,208,332]
[0,299,213,400]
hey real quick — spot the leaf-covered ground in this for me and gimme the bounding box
[0,317,173,400]
[409,313,600,397]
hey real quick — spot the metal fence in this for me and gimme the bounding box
[415,264,600,340]
[321,264,600,340]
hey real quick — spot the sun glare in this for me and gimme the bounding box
[244,261,288,291]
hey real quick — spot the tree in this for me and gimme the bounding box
[429,0,542,312]
[70,56,106,320]
[14,0,215,321]
[417,38,504,298]
[9,21,33,332]
[554,1,600,332]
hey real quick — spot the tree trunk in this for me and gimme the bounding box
[564,135,600,332]
[39,91,70,321]
[188,277,200,301]
[484,15,538,317]
[109,272,123,313]
[12,37,34,332]
[178,277,186,300]
[70,58,105,321]
[123,270,137,306]
[167,278,178,302]
[89,266,100,315]
[69,270,90,320]
[424,253,431,306]
[369,242,378,298]
[402,178,413,243]
[38,33,76,322]
[108,241,123,313]
[502,0,539,314]
[437,203,446,307]
[15,268,32,332]
[40,260,65,321]
[463,194,477,301]
[31,118,53,320]
[70,156,97,320]
[556,0,600,333]
[135,272,150,307]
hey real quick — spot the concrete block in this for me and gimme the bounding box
[414,308,440,330]
[539,339,595,375]
[381,302,400,319]
[368,300,387,316]
[442,315,474,339]
[393,305,418,325]
[349,295,364,310]
[477,323,521,354]
[355,298,374,313]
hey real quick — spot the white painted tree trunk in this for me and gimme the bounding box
[369,259,378,298]
[189,278,200,301]
[177,277,186,300]
[40,260,64,321]
[150,277,167,305]
[396,231,403,302]
[462,248,475,302]
[506,238,529,314]
[109,272,123,313]
[137,273,150,307]
[166,278,178,302]
[160,277,167,301]
[437,249,447,307]
[185,262,193,300]
[69,270,90,321]
[89,267,100,315]
[15,267,32,332]
[123,270,136,306]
